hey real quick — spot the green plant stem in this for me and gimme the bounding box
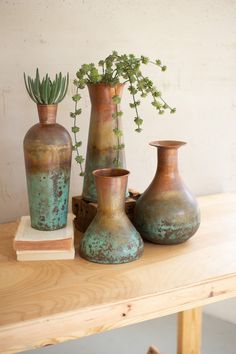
[111,68,118,80]
[159,96,172,109]
[73,87,84,175]
[114,87,121,167]
[86,73,93,82]
[133,72,145,96]
[128,77,140,129]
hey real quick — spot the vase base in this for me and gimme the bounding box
[143,236,194,245]
[79,252,142,265]
[31,224,67,232]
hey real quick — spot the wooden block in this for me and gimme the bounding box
[72,196,97,233]
[72,189,141,233]
[177,307,202,354]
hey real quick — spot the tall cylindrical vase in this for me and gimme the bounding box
[80,168,144,264]
[82,83,126,202]
[24,104,72,231]
[134,141,200,244]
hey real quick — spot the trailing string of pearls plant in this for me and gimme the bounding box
[71,51,176,176]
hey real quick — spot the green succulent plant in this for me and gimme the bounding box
[24,69,69,104]
[71,51,176,175]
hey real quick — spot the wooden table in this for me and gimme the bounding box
[1,193,236,354]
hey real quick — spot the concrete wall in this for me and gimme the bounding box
[1,0,236,324]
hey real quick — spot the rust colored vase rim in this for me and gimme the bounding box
[87,82,125,88]
[149,140,187,149]
[93,168,130,178]
[37,104,58,108]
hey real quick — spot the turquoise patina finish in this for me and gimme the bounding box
[23,104,72,231]
[26,170,70,231]
[134,192,200,244]
[80,168,143,264]
[80,218,143,264]
[134,141,200,244]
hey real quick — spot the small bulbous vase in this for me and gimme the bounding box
[134,141,200,244]
[80,168,144,264]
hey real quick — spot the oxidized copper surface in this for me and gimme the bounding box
[82,83,126,202]
[80,168,143,264]
[134,141,200,244]
[23,104,72,230]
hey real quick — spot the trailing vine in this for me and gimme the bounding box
[112,87,124,168]
[71,51,176,175]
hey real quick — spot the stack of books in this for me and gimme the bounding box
[13,214,75,261]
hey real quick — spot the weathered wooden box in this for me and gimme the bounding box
[72,189,141,233]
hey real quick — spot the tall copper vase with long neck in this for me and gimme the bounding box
[24,104,72,230]
[134,141,200,244]
[82,83,126,202]
[80,168,143,264]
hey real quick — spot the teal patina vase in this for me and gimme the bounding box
[24,104,72,231]
[82,84,126,202]
[134,141,200,244]
[80,168,143,264]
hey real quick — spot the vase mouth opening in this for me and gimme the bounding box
[149,140,187,149]
[37,104,58,107]
[87,82,124,88]
[93,168,130,178]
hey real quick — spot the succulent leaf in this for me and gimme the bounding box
[23,70,69,105]
[60,73,69,102]
[24,73,37,103]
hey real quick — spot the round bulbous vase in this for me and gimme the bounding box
[134,141,200,244]
[24,104,72,231]
[82,83,126,203]
[80,168,144,264]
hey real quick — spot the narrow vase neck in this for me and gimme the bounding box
[95,174,128,214]
[37,104,57,124]
[156,148,179,176]
[150,141,186,178]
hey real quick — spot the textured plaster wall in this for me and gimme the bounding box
[0,0,236,321]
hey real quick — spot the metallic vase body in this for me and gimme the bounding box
[134,141,200,244]
[80,168,143,264]
[82,84,126,202]
[24,105,72,231]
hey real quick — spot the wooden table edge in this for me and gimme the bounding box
[1,272,236,353]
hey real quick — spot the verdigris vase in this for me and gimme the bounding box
[24,104,72,230]
[80,168,144,264]
[134,141,200,244]
[82,84,126,202]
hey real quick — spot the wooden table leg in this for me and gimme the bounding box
[147,346,162,354]
[177,307,202,354]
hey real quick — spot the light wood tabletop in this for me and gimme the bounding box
[1,193,236,354]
